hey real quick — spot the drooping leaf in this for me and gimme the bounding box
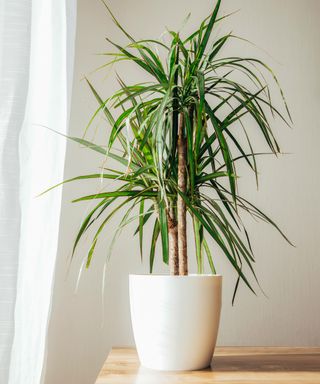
[150,219,160,273]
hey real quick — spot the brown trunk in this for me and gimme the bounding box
[177,113,188,275]
[167,206,179,275]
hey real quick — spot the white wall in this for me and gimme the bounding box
[44,1,320,383]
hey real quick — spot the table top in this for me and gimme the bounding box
[95,347,320,384]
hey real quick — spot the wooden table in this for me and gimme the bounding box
[95,347,320,383]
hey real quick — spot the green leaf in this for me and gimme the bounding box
[178,190,255,294]
[72,198,109,257]
[191,0,221,72]
[138,199,145,260]
[39,173,124,196]
[193,215,203,274]
[150,219,160,273]
[72,189,161,203]
[205,101,236,202]
[86,238,98,268]
[134,205,155,235]
[184,107,195,195]
[195,71,205,157]
[207,33,232,62]
[202,237,216,274]
[196,171,228,184]
[159,200,169,264]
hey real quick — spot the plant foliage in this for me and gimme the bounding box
[45,0,292,301]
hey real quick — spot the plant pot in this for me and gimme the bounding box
[129,274,222,371]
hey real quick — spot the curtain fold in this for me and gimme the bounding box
[0,1,32,383]
[0,1,77,383]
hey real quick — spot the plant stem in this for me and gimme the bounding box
[177,112,188,275]
[167,205,179,275]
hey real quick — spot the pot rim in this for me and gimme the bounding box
[129,273,222,278]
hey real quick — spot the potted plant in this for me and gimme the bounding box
[45,0,292,371]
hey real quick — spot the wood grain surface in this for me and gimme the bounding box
[95,347,320,383]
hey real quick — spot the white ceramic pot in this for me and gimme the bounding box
[129,274,222,371]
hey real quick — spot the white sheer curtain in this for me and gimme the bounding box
[0,1,76,383]
[0,1,31,382]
